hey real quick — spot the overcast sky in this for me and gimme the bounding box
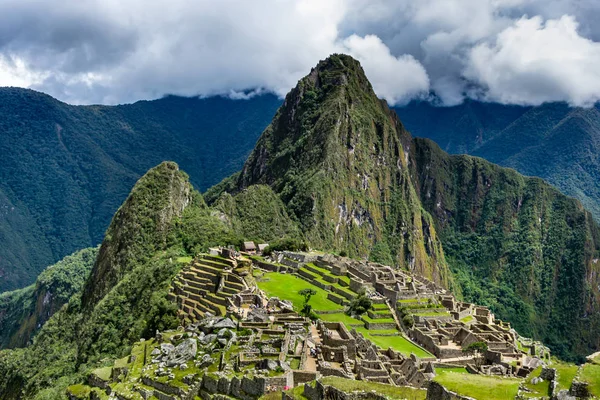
[1,0,600,106]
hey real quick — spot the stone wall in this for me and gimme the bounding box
[293,371,318,386]
[569,382,590,398]
[426,381,475,400]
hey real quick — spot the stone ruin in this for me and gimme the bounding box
[68,247,563,400]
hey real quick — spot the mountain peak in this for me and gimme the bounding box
[307,53,373,94]
[234,54,449,285]
[82,161,192,307]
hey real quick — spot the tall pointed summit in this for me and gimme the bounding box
[237,54,449,286]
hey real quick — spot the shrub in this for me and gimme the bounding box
[402,315,415,329]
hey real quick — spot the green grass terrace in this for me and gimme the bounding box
[256,273,434,359]
[434,369,521,400]
[319,376,426,400]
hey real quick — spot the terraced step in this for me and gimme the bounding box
[188,291,211,304]
[191,264,223,277]
[197,258,230,270]
[367,309,393,319]
[201,255,236,268]
[223,280,244,291]
[193,269,219,283]
[181,278,214,291]
[304,263,329,277]
[221,286,239,296]
[184,297,213,315]
[205,292,229,306]
[327,292,349,306]
[331,285,356,301]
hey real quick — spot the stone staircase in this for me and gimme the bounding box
[169,255,246,323]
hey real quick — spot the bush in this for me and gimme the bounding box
[346,292,373,316]
[402,315,414,329]
[263,238,309,255]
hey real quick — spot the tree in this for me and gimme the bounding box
[346,291,373,316]
[402,314,415,329]
[463,341,488,367]
[369,242,393,266]
[299,288,317,316]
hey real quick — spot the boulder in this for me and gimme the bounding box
[267,360,278,371]
[165,338,197,367]
[214,318,237,329]
[197,354,214,369]
[160,343,175,355]
[200,334,217,345]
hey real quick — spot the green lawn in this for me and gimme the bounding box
[92,366,112,381]
[361,314,396,324]
[580,362,600,397]
[256,273,341,311]
[552,361,578,391]
[320,377,426,400]
[372,303,389,310]
[522,367,550,398]
[362,332,433,359]
[434,370,521,400]
[412,311,450,317]
[317,312,364,327]
[305,263,351,284]
[435,367,468,374]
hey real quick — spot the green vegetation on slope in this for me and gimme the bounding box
[0,247,98,349]
[0,162,244,399]
[411,137,600,361]
[320,376,426,400]
[396,101,600,222]
[213,184,301,243]
[0,88,279,292]
[230,54,449,286]
[580,362,600,397]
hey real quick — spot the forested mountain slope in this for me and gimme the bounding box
[395,101,600,221]
[0,89,279,291]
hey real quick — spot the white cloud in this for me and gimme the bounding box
[0,55,46,88]
[466,15,600,106]
[1,0,600,106]
[341,34,429,105]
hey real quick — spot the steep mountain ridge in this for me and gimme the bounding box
[82,162,192,307]
[0,88,279,292]
[236,54,449,285]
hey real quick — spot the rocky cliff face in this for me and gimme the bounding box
[0,248,97,349]
[82,162,192,307]
[237,54,449,286]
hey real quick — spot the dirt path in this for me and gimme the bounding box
[304,324,322,372]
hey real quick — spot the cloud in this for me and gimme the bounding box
[341,34,429,105]
[465,15,600,106]
[0,0,600,106]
